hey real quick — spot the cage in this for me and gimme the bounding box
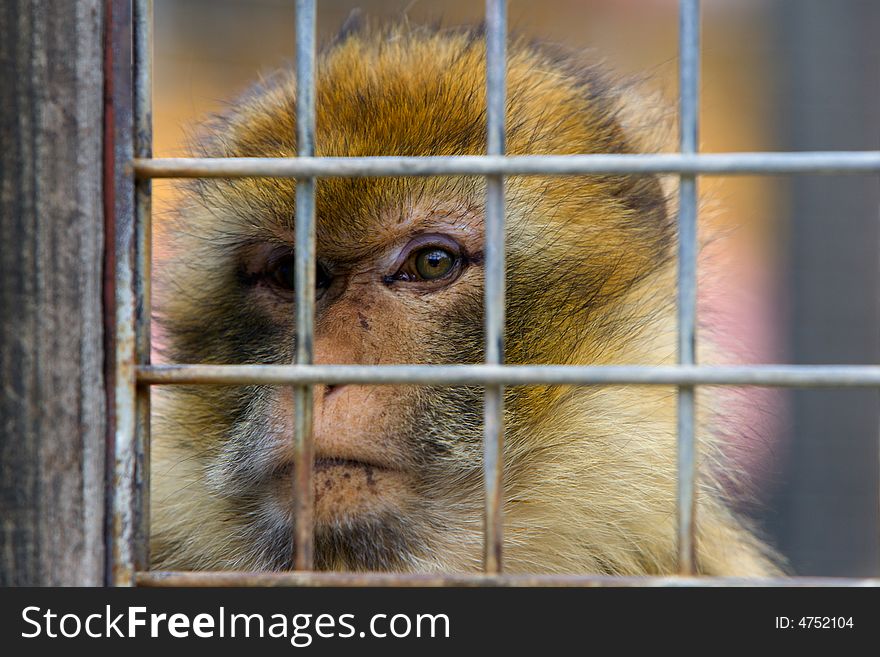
[1,0,878,587]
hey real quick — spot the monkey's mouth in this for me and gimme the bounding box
[270,457,411,523]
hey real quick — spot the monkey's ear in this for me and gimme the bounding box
[333,8,366,45]
[614,80,676,155]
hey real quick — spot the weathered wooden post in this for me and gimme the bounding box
[0,0,107,586]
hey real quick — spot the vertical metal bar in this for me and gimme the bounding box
[108,0,136,587]
[677,0,700,575]
[483,0,507,574]
[133,0,153,573]
[293,0,316,571]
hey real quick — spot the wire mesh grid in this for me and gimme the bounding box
[107,0,880,587]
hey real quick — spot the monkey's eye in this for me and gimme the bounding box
[267,255,332,296]
[392,245,461,284]
[415,248,456,279]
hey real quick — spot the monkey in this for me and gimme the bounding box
[150,24,782,576]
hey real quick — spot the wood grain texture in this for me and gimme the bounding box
[0,0,106,585]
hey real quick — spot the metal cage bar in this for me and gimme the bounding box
[293,0,317,572]
[133,152,880,178]
[676,0,700,576]
[137,364,880,388]
[136,571,880,587]
[109,0,137,588]
[133,0,153,575]
[483,0,507,575]
[115,0,880,587]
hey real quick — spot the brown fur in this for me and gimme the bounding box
[151,25,781,575]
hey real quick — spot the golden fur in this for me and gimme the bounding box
[151,25,780,576]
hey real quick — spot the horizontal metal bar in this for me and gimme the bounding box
[134,152,880,178]
[136,571,880,588]
[138,364,880,387]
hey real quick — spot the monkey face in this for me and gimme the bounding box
[151,27,683,574]
[155,194,496,570]
[225,203,491,571]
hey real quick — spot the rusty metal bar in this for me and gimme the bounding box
[136,571,880,588]
[292,0,317,572]
[483,0,507,576]
[137,363,880,387]
[108,0,136,587]
[133,152,880,178]
[133,0,153,575]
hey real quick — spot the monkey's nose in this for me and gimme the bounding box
[310,384,345,422]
